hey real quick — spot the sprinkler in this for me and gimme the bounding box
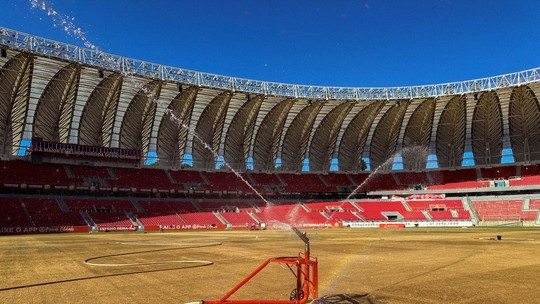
[200,227,318,304]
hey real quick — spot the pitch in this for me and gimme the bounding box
[0,228,539,304]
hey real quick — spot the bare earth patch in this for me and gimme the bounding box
[0,227,539,304]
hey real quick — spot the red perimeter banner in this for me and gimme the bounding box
[379,223,405,229]
[98,226,138,232]
[0,226,90,235]
[143,224,225,231]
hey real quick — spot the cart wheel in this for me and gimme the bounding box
[290,288,305,300]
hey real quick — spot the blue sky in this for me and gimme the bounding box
[1,0,539,88]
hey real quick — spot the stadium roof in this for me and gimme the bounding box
[1,27,540,172]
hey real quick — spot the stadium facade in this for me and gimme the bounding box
[2,27,540,173]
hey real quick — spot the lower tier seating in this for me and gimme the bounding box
[134,200,185,227]
[89,212,134,228]
[23,198,87,226]
[179,212,225,228]
[0,197,32,227]
[354,201,428,221]
[473,200,535,221]
[256,204,331,227]
[7,194,533,235]
[220,212,258,228]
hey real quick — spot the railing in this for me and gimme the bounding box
[31,138,141,160]
[1,26,540,100]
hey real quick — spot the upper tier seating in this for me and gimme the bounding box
[480,166,517,180]
[394,172,429,185]
[249,173,282,186]
[520,164,540,177]
[204,172,255,193]
[169,170,205,184]
[0,160,79,186]
[429,168,477,185]
[64,199,99,211]
[109,167,173,190]
[427,169,492,189]
[348,173,404,192]
[320,173,353,187]
[280,173,333,193]
[348,174,369,188]
[3,159,537,196]
[70,165,111,179]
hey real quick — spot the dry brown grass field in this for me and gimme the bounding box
[0,227,539,304]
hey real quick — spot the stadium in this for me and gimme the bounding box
[1,24,540,304]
